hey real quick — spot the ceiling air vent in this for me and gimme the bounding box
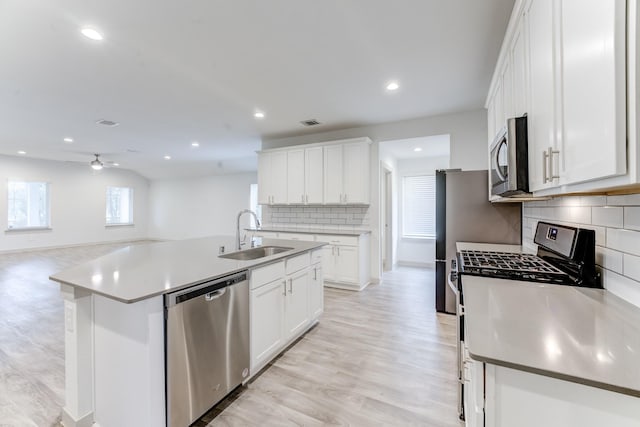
[96,119,120,127]
[300,119,321,127]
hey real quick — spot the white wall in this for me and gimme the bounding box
[396,156,450,267]
[0,155,149,252]
[523,194,640,308]
[263,109,487,281]
[148,173,257,241]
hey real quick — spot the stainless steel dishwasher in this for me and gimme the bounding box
[165,271,249,427]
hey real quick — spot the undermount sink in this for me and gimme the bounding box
[219,246,294,261]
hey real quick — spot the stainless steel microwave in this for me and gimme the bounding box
[489,116,529,197]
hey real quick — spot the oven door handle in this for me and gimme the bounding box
[447,271,459,298]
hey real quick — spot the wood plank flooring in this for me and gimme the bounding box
[0,243,461,427]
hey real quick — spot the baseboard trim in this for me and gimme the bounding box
[61,408,94,427]
[324,280,370,291]
[396,261,435,268]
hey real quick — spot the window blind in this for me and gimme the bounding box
[402,175,436,238]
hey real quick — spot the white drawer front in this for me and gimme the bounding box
[250,261,285,289]
[315,234,358,246]
[311,249,323,264]
[285,252,311,275]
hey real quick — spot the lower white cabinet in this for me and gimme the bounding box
[249,251,323,374]
[469,363,640,427]
[317,234,370,291]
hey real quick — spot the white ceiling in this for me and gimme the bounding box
[380,134,450,160]
[0,0,514,179]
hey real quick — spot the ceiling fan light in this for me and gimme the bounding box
[90,154,103,170]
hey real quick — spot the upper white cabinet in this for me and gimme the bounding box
[259,137,371,206]
[324,141,371,205]
[487,0,632,196]
[258,151,287,205]
[559,0,626,184]
[286,146,323,204]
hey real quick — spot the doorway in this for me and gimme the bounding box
[381,166,393,272]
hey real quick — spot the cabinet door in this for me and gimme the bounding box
[343,143,370,204]
[493,79,504,136]
[284,270,310,340]
[305,147,324,204]
[321,246,336,281]
[250,280,285,370]
[487,95,496,145]
[270,151,288,204]
[560,0,626,184]
[526,0,558,191]
[287,149,305,204]
[501,59,513,122]
[323,144,343,204]
[257,153,271,205]
[511,16,528,117]
[335,245,359,284]
[309,263,324,319]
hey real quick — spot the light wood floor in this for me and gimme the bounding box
[0,243,461,427]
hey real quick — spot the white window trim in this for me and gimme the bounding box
[7,180,51,231]
[106,186,134,226]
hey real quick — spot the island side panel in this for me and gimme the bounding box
[93,294,165,427]
[60,284,95,427]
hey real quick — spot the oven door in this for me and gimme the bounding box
[489,126,510,197]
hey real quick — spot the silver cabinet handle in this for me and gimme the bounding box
[336,246,340,256]
[543,146,560,183]
[288,278,293,294]
[549,147,560,180]
[282,280,287,296]
[331,246,335,256]
[543,150,549,183]
[313,267,317,280]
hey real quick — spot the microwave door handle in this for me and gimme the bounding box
[494,139,508,182]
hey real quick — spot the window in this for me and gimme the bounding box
[7,181,50,229]
[106,187,133,225]
[249,184,262,227]
[402,175,436,238]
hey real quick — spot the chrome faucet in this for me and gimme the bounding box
[236,209,261,250]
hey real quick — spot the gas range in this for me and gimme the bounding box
[458,250,571,284]
[457,221,602,289]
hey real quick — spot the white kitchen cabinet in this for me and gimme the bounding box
[284,269,310,340]
[511,16,527,118]
[483,364,640,427]
[309,259,323,320]
[323,140,371,205]
[317,234,370,291]
[250,278,285,370]
[249,251,322,374]
[560,0,626,185]
[286,146,323,205]
[258,151,287,205]
[525,0,559,192]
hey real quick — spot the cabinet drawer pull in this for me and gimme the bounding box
[288,278,293,294]
[282,280,287,296]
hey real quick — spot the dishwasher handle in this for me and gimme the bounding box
[165,271,248,307]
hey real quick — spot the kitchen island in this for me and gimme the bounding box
[50,236,325,427]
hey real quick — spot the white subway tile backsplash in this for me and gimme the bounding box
[265,205,370,230]
[591,206,623,228]
[607,194,640,206]
[524,193,640,306]
[624,207,640,231]
[595,246,623,274]
[624,253,640,282]
[607,228,640,257]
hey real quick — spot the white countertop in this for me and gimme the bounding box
[247,227,371,236]
[50,236,325,303]
[462,275,640,397]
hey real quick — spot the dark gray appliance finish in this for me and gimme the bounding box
[165,271,250,427]
[435,169,521,314]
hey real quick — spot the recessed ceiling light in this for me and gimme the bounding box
[113,163,120,167]
[386,81,400,91]
[17,150,26,155]
[191,142,200,147]
[63,137,74,143]
[164,155,171,160]
[254,111,265,119]
[414,147,423,152]
[81,27,104,41]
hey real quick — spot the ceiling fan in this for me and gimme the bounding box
[90,154,104,170]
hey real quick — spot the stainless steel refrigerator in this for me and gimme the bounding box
[435,169,522,314]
